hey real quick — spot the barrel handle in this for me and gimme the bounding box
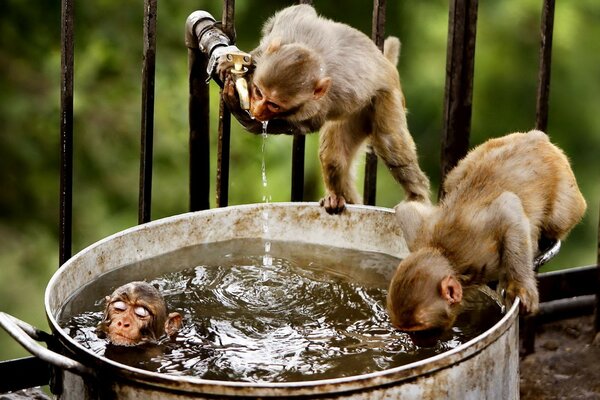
[0,311,93,376]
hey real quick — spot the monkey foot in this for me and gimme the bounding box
[319,194,346,215]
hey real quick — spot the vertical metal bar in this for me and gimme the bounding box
[535,0,555,132]
[439,0,478,199]
[595,201,600,333]
[522,0,557,354]
[215,0,235,208]
[291,135,306,201]
[138,0,158,224]
[363,0,386,206]
[59,0,74,266]
[288,1,313,202]
[188,48,211,212]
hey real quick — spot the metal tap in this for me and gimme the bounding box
[225,52,252,110]
[185,11,252,110]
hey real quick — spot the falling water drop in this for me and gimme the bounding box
[261,120,272,266]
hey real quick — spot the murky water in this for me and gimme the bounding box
[59,239,503,382]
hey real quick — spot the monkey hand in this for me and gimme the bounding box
[320,193,347,214]
[502,280,539,315]
[216,55,235,82]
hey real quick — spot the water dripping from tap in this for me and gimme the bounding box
[261,121,272,267]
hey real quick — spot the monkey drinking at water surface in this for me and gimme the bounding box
[387,131,586,332]
[97,281,182,346]
[217,4,431,214]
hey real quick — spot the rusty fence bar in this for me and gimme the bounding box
[187,27,211,211]
[596,202,600,333]
[522,0,558,354]
[535,0,555,132]
[138,0,158,223]
[289,0,314,202]
[215,0,236,207]
[59,0,74,266]
[363,0,386,206]
[439,0,478,199]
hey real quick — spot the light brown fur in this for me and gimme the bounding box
[219,5,430,213]
[388,130,586,331]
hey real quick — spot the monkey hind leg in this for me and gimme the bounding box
[318,119,366,214]
[371,90,431,204]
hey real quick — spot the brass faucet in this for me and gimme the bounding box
[225,52,252,110]
[185,11,253,110]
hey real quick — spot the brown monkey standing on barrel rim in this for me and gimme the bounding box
[387,131,586,332]
[96,281,182,346]
[218,4,431,214]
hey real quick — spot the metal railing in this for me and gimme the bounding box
[1,0,598,393]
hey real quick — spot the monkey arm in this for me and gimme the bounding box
[490,192,539,314]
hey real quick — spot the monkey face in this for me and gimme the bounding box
[96,281,181,347]
[101,298,156,346]
[249,83,285,122]
[387,250,461,332]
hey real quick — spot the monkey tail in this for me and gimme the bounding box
[383,36,401,66]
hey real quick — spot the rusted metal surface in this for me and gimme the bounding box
[535,0,555,133]
[288,0,314,204]
[11,204,515,398]
[216,0,236,208]
[186,12,214,211]
[290,135,306,201]
[363,0,387,206]
[439,0,478,199]
[59,0,74,266]
[596,201,600,333]
[138,0,158,224]
[0,357,50,393]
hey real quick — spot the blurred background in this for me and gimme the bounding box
[0,0,598,360]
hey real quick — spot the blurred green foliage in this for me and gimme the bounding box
[0,0,598,362]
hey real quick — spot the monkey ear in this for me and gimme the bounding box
[164,312,183,337]
[313,77,331,100]
[266,37,282,54]
[440,275,463,305]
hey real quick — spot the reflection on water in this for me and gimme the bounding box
[59,239,503,382]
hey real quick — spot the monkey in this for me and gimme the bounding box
[96,281,182,346]
[217,4,431,214]
[387,130,587,332]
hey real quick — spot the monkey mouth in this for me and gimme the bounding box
[108,333,145,346]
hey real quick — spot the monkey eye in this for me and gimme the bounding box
[254,86,263,100]
[266,102,280,112]
[112,301,127,311]
[134,306,150,318]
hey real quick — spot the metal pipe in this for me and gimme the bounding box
[291,135,306,201]
[363,0,387,206]
[216,0,235,208]
[186,11,229,211]
[138,0,158,224]
[595,201,600,333]
[187,47,210,211]
[59,0,74,267]
[290,1,313,203]
[439,0,479,199]
[535,0,555,133]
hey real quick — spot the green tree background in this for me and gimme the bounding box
[0,0,598,361]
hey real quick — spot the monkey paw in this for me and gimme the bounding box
[319,194,346,215]
[216,57,235,82]
[503,281,539,315]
